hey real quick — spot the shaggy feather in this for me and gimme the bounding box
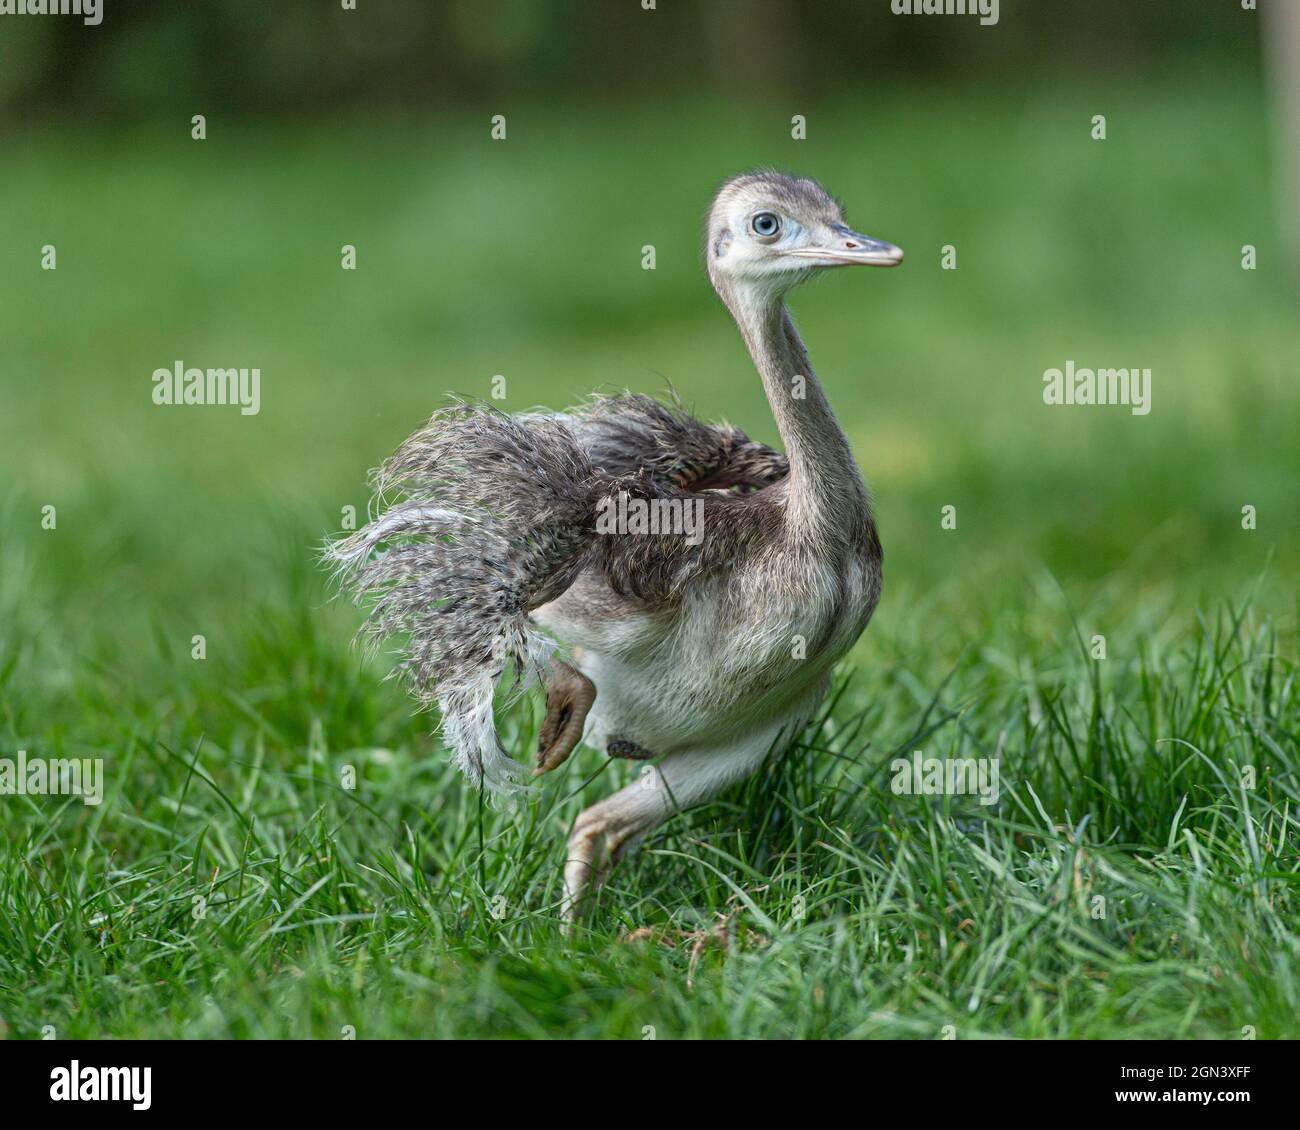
[570,393,788,492]
[327,401,607,792]
[327,394,800,793]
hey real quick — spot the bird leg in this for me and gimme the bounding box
[534,658,596,776]
[562,734,782,923]
[563,769,668,923]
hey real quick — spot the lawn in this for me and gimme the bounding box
[0,73,1297,1039]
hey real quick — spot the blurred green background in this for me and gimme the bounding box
[2,1,1294,687]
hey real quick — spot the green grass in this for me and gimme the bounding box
[1,73,1297,1038]
[1,558,1296,1039]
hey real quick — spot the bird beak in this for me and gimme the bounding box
[788,224,904,268]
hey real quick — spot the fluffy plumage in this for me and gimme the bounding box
[327,394,790,791]
[571,392,788,491]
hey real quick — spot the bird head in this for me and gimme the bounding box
[706,170,902,299]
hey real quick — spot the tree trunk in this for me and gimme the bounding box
[1266,0,1300,276]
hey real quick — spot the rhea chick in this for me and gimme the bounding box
[329,170,902,919]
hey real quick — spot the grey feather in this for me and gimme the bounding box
[326,401,603,793]
[327,393,799,793]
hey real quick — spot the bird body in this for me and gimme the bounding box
[532,485,877,756]
[329,171,902,916]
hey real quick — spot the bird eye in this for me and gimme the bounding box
[751,212,781,240]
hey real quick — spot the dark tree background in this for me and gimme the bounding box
[0,0,1264,122]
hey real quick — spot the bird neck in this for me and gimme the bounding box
[721,281,867,541]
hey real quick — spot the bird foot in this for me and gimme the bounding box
[607,737,657,761]
[562,806,640,923]
[534,659,596,776]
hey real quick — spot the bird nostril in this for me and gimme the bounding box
[844,241,859,249]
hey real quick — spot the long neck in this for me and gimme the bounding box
[720,281,868,542]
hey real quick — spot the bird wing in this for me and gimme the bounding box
[565,392,789,493]
[589,483,783,605]
[327,400,783,793]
